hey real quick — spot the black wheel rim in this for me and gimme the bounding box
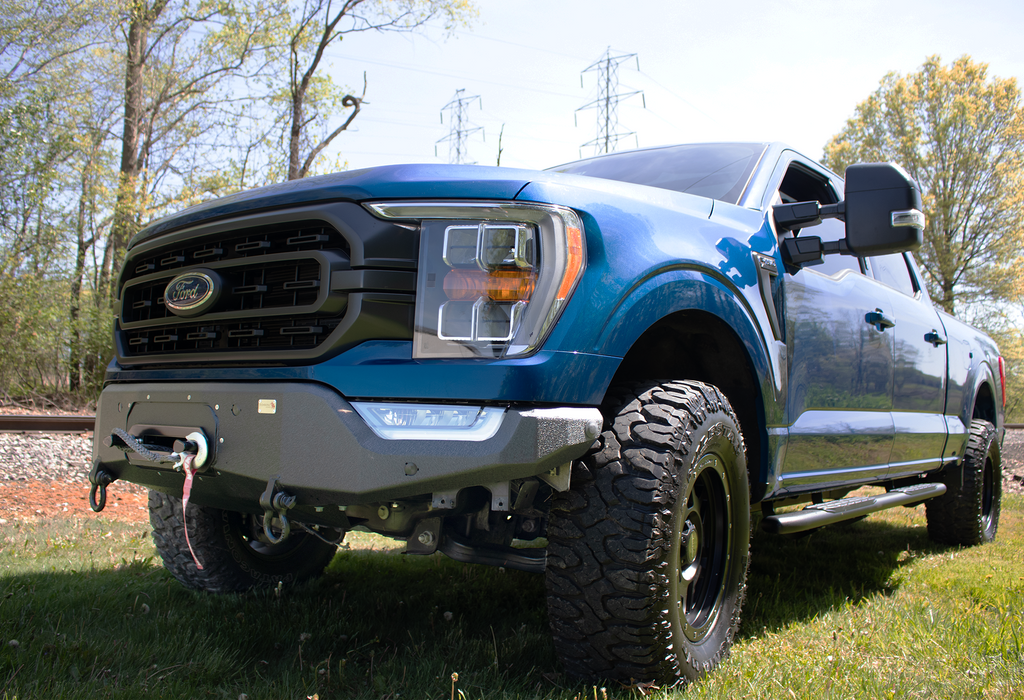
[981,453,995,532]
[673,452,733,643]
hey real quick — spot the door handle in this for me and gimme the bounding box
[865,309,895,332]
[924,330,947,347]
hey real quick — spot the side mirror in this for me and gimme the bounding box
[843,163,925,255]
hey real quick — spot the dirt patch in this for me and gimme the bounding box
[0,479,149,525]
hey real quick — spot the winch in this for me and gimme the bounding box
[95,427,211,568]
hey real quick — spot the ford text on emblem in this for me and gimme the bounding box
[164,271,220,317]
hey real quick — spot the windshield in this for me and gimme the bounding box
[549,143,768,205]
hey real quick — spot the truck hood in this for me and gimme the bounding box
[129,164,538,248]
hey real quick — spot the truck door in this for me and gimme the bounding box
[865,252,948,477]
[771,159,896,495]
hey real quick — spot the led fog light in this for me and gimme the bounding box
[352,402,505,441]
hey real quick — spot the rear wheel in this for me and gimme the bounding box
[926,419,1001,545]
[149,490,339,593]
[545,380,750,684]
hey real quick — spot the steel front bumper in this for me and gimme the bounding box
[92,381,601,521]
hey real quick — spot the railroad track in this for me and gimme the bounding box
[2,414,1022,434]
[0,415,97,433]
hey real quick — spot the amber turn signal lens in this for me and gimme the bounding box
[443,269,536,302]
[557,227,584,300]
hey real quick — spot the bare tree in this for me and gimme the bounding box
[253,0,475,181]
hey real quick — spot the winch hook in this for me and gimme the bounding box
[259,476,296,545]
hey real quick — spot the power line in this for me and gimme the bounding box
[323,51,581,99]
[636,68,717,125]
[576,48,645,157]
[439,23,594,63]
[436,89,483,164]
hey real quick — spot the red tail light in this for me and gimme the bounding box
[998,356,1006,408]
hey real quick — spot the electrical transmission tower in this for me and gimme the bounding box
[436,89,483,164]
[576,48,645,157]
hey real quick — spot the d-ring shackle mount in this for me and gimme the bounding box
[259,476,297,545]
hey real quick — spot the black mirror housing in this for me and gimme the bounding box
[773,201,823,232]
[781,235,824,265]
[843,163,925,256]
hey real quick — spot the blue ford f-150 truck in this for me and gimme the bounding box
[90,142,1005,685]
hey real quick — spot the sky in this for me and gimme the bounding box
[318,0,1024,174]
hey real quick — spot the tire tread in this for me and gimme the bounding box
[545,380,749,683]
[149,490,336,593]
[926,419,1001,546]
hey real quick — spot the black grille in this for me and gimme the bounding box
[122,259,326,326]
[127,221,349,276]
[115,209,417,365]
[122,314,345,354]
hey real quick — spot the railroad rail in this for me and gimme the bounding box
[2,414,1022,434]
[0,415,97,433]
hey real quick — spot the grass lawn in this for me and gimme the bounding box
[1,495,1021,699]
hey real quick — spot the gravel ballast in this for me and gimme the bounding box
[0,432,94,483]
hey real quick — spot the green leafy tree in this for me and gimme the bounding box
[67,91,120,393]
[0,1,108,400]
[1000,265,1024,421]
[105,0,275,296]
[0,0,106,86]
[824,55,1024,318]
[0,0,478,403]
[0,0,101,277]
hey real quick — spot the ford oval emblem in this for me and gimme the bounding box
[164,271,220,317]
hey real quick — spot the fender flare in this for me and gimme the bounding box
[964,360,999,427]
[593,265,775,392]
[592,265,782,493]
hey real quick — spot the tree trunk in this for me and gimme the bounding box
[939,281,956,314]
[287,88,304,181]
[68,214,87,393]
[69,145,99,393]
[105,1,167,299]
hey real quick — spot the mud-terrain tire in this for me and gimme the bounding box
[926,419,1001,546]
[545,380,750,684]
[149,490,338,593]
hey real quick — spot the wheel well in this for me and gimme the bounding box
[973,382,997,424]
[608,310,766,500]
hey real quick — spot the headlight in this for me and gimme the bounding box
[365,202,585,358]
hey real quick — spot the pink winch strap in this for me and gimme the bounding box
[180,454,204,570]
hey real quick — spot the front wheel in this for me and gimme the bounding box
[926,419,1001,546]
[545,380,750,684]
[149,490,339,593]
